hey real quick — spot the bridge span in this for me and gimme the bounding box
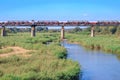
[0,20,120,39]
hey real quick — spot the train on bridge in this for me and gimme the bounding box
[0,20,120,26]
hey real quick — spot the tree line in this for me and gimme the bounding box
[67,26,120,36]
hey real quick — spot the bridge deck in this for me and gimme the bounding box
[0,21,120,26]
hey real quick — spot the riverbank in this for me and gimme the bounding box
[66,33,120,55]
[64,41,120,80]
[0,33,80,80]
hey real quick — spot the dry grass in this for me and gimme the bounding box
[0,47,31,57]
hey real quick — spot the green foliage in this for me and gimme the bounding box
[95,26,102,33]
[82,26,120,35]
[66,33,120,55]
[0,51,80,80]
[0,70,3,77]
[83,27,91,32]
[36,27,48,32]
[101,27,111,34]
[0,42,2,49]
[72,26,82,32]
[0,74,21,80]
[110,27,117,34]
[0,29,1,34]
[116,27,120,37]
[0,32,80,80]
[0,48,13,54]
[48,44,67,59]
[48,29,60,33]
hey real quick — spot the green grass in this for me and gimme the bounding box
[0,32,80,80]
[66,32,120,55]
[0,48,13,54]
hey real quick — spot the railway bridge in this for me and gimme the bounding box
[0,20,120,40]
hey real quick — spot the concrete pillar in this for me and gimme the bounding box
[1,26,6,36]
[61,26,65,40]
[91,26,95,37]
[31,26,36,37]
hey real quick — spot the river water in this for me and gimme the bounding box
[61,41,120,80]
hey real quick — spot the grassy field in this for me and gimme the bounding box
[66,32,120,55]
[0,32,80,80]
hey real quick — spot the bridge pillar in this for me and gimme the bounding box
[31,26,36,37]
[1,26,6,37]
[91,26,95,37]
[61,26,65,40]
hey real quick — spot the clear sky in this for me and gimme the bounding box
[0,0,120,21]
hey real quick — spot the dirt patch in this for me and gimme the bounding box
[0,47,31,57]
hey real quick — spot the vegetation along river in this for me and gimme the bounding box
[61,40,120,80]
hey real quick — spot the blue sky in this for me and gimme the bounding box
[0,0,120,21]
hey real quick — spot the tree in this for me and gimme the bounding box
[25,28,31,32]
[95,26,101,33]
[83,27,91,32]
[73,26,82,32]
[110,27,117,34]
[101,27,111,34]
[8,27,17,33]
[36,27,43,32]
[43,27,48,32]
[36,26,48,32]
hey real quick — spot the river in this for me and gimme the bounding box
[61,41,120,80]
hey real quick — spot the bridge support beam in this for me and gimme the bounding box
[91,26,95,37]
[1,26,6,37]
[61,26,65,40]
[31,26,36,37]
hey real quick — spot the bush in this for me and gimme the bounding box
[110,27,117,34]
[116,27,120,37]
